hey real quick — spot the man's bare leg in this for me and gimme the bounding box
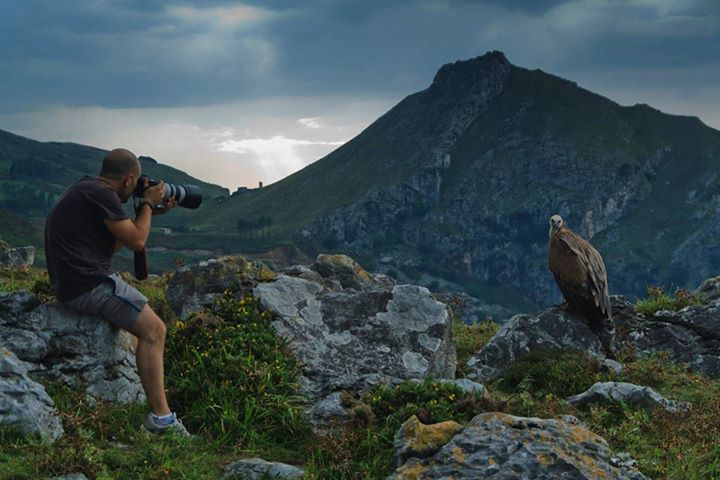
[129,305,171,416]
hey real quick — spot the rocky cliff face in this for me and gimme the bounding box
[299,52,720,314]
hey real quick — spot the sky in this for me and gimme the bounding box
[0,0,718,190]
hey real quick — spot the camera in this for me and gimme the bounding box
[132,175,203,209]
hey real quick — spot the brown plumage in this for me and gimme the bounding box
[547,214,611,323]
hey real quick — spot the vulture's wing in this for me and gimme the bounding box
[557,230,611,318]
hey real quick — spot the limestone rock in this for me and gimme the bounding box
[0,246,35,267]
[388,412,648,479]
[254,270,456,424]
[304,392,350,425]
[467,294,720,381]
[0,347,64,442]
[567,382,689,414]
[0,293,144,403]
[167,255,276,320]
[224,458,305,479]
[465,303,610,382]
[393,415,463,468]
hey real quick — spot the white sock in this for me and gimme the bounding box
[151,412,175,426]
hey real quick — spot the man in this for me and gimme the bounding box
[44,148,189,436]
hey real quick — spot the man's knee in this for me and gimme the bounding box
[131,305,166,343]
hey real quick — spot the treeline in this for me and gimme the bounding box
[1,182,55,213]
[237,216,274,241]
[9,155,64,181]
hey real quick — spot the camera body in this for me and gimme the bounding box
[132,174,203,209]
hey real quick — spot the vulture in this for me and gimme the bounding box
[548,214,613,330]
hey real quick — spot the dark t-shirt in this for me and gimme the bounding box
[45,176,129,302]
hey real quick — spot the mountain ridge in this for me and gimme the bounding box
[3,51,720,317]
[205,51,720,313]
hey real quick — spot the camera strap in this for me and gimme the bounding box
[134,248,148,280]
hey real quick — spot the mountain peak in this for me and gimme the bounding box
[430,51,512,92]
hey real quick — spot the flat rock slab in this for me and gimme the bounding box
[224,458,305,479]
[568,381,688,414]
[0,347,64,443]
[388,412,648,479]
[0,292,144,404]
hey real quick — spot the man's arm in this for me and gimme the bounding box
[104,203,154,252]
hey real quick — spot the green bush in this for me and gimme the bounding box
[165,290,309,454]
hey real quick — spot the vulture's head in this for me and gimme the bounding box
[549,214,563,238]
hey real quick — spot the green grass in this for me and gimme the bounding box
[634,285,701,316]
[453,319,501,378]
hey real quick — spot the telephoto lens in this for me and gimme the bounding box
[164,183,202,209]
[133,175,203,209]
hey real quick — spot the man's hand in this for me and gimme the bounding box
[153,196,176,215]
[143,179,166,207]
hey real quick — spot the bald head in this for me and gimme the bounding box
[100,148,140,180]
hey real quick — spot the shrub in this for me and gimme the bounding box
[635,286,700,316]
[165,290,309,455]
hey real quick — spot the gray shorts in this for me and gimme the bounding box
[64,273,148,331]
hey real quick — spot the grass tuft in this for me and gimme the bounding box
[635,285,701,316]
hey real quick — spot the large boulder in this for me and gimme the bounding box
[0,292,144,403]
[255,275,456,422]
[167,255,276,319]
[388,412,647,479]
[465,303,610,382]
[0,347,64,443]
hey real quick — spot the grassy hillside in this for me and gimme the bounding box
[1,269,718,479]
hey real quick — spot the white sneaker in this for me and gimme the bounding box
[141,412,191,437]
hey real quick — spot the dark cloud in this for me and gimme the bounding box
[0,0,718,113]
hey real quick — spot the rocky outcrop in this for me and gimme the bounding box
[0,246,35,267]
[166,254,457,424]
[224,458,305,479]
[0,347,64,442]
[167,255,276,320]
[0,292,144,403]
[466,295,720,381]
[614,296,720,380]
[388,412,647,479]
[465,303,610,382]
[568,382,689,414]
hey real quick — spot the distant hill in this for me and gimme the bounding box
[185,51,720,314]
[0,128,229,269]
